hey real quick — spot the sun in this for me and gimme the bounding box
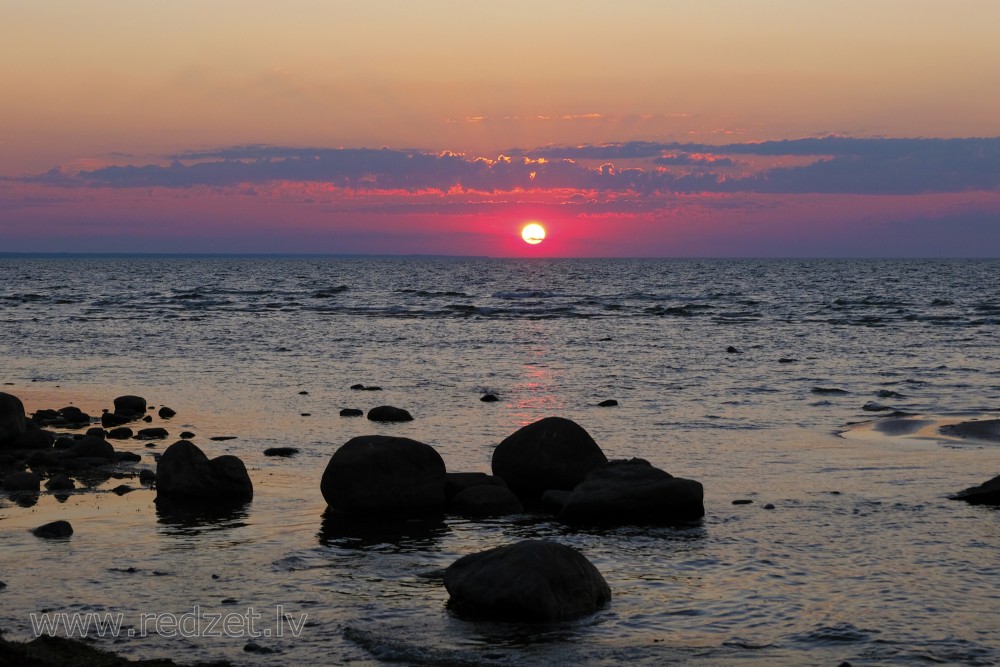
[521,222,546,245]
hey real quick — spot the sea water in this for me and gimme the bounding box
[1,257,999,665]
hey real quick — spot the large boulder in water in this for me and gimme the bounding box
[0,392,27,448]
[950,474,1000,505]
[491,417,608,503]
[558,459,705,526]
[113,395,147,417]
[321,435,446,515]
[367,405,413,423]
[444,540,611,622]
[156,440,253,505]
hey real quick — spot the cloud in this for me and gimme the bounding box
[14,136,1000,197]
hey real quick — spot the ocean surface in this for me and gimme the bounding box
[1,257,999,666]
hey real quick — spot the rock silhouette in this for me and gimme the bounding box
[155,440,253,505]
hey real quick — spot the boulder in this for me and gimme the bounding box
[155,440,253,504]
[444,540,611,622]
[321,435,446,515]
[44,474,75,491]
[113,395,147,416]
[951,474,1000,505]
[0,392,27,448]
[67,436,116,461]
[14,422,55,450]
[557,459,705,526]
[444,472,508,500]
[491,417,608,503]
[3,471,41,491]
[32,520,73,538]
[101,412,132,428]
[450,485,523,516]
[367,405,413,423]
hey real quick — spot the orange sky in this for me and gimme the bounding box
[2,1,999,255]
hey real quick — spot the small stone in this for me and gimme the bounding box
[367,405,413,422]
[339,408,363,417]
[763,503,775,510]
[480,393,500,402]
[180,431,196,439]
[732,499,753,505]
[158,407,177,419]
[142,415,153,423]
[209,436,237,441]
[243,642,275,654]
[3,471,41,491]
[300,412,311,417]
[107,427,133,439]
[139,469,156,485]
[136,427,169,439]
[32,520,73,538]
[298,391,309,395]
[597,399,618,407]
[111,484,135,495]
[778,357,798,363]
[264,447,300,457]
[726,346,742,354]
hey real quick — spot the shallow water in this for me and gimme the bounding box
[1,257,999,666]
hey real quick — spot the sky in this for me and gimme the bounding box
[2,1,999,257]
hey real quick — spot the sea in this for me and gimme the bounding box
[1,256,999,666]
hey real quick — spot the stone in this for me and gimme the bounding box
[491,416,608,503]
[101,411,132,428]
[726,346,742,354]
[114,451,142,463]
[597,399,618,407]
[14,422,54,450]
[111,484,135,495]
[180,431,196,439]
[321,435,446,515]
[351,384,382,391]
[32,520,73,538]
[155,440,253,504]
[862,401,891,412]
[540,489,571,515]
[45,474,75,491]
[68,436,116,461]
[450,485,523,516]
[3,471,41,491]
[480,393,500,402]
[732,499,753,505]
[444,540,611,622]
[444,472,508,500]
[339,408,363,417]
[0,392,27,447]
[136,427,169,439]
[86,428,108,439]
[263,447,299,457]
[113,395,147,416]
[107,427,134,439]
[950,474,1000,505]
[367,405,413,422]
[138,469,156,485]
[558,459,705,526]
[158,406,177,419]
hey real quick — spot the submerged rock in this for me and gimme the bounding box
[321,435,446,515]
[155,440,253,505]
[492,416,608,503]
[480,393,500,403]
[597,399,618,407]
[449,484,523,517]
[941,419,1000,443]
[367,405,413,423]
[263,447,299,457]
[951,474,1000,505]
[558,459,705,526]
[444,540,611,622]
[339,408,364,417]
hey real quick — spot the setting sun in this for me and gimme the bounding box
[521,222,546,245]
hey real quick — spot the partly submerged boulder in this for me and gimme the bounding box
[951,474,1000,505]
[491,417,608,503]
[155,440,253,505]
[444,540,611,622]
[557,459,705,526]
[32,520,73,539]
[367,406,413,423]
[0,392,27,448]
[321,435,446,515]
[113,395,147,416]
[450,485,524,517]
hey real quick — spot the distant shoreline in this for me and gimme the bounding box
[1,253,996,261]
